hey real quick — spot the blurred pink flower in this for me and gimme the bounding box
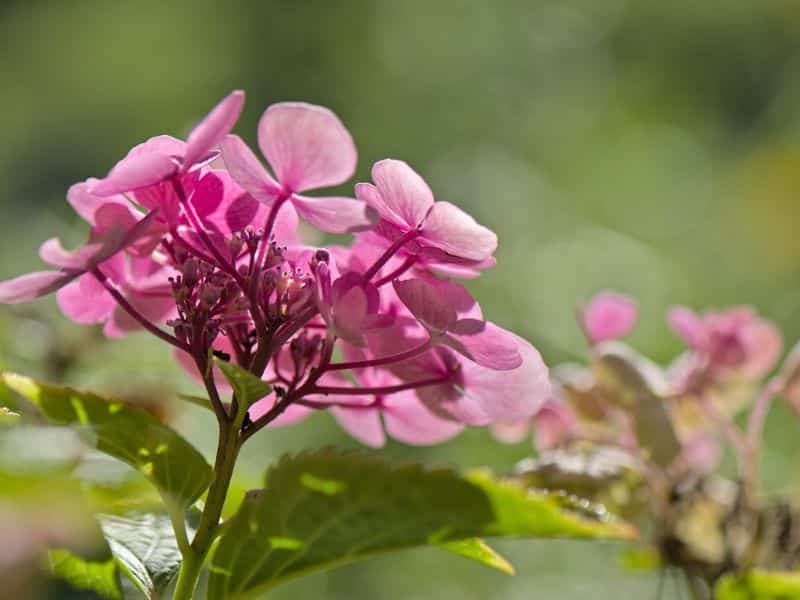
[581,291,638,344]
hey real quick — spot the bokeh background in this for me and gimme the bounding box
[2,0,800,597]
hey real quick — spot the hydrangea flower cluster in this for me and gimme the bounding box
[0,91,549,446]
[493,290,796,494]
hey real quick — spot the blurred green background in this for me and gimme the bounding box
[2,0,800,597]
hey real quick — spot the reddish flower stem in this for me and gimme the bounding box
[374,255,417,286]
[311,373,452,396]
[322,339,432,372]
[91,268,190,353]
[362,229,420,281]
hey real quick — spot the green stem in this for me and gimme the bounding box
[172,423,242,599]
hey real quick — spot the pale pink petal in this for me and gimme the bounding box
[91,152,178,196]
[55,275,114,324]
[392,278,458,332]
[332,285,369,347]
[677,434,721,474]
[582,291,638,344]
[363,159,434,229]
[533,400,575,451]
[667,306,706,350]
[67,179,131,225]
[383,392,463,445]
[220,134,282,204]
[258,102,357,193]
[458,336,550,423]
[491,420,531,444]
[444,320,522,370]
[182,90,244,170]
[741,319,783,377]
[0,271,73,303]
[39,238,100,270]
[331,406,386,448]
[290,194,376,234]
[421,201,497,262]
[248,397,311,425]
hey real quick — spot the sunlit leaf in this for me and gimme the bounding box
[214,359,271,409]
[208,449,636,599]
[715,570,800,599]
[592,343,680,467]
[437,538,514,574]
[48,550,121,600]
[2,372,213,506]
[100,512,191,599]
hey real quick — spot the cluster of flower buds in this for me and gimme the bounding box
[0,91,550,446]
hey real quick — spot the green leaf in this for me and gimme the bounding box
[214,359,271,409]
[437,538,514,574]
[715,570,800,599]
[208,449,636,599]
[48,550,121,600]
[2,372,213,506]
[100,512,191,599]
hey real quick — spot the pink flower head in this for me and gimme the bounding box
[392,276,521,370]
[355,160,498,269]
[667,305,783,377]
[0,207,159,303]
[531,398,577,451]
[220,103,376,234]
[581,291,638,344]
[91,91,244,196]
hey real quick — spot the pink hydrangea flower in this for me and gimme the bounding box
[0,89,551,448]
[355,160,498,271]
[91,91,244,196]
[220,103,375,234]
[581,291,638,344]
[667,305,782,377]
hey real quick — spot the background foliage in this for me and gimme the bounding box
[2,1,800,597]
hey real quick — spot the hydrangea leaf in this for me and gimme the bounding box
[214,358,271,421]
[437,538,514,574]
[100,512,192,599]
[207,449,636,599]
[1,372,212,506]
[48,550,122,600]
[715,570,800,599]
[592,342,681,467]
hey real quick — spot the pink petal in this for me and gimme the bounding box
[258,102,357,193]
[0,271,73,303]
[190,172,225,218]
[361,159,434,229]
[491,420,531,444]
[532,400,575,451]
[91,152,178,196]
[582,291,638,344]
[219,134,282,204]
[458,336,550,423]
[383,392,463,445]
[55,275,114,324]
[332,285,369,347]
[182,90,245,170]
[249,397,311,426]
[331,406,386,448]
[444,320,523,370]
[421,201,497,262]
[290,194,376,234]
[392,278,458,332]
[667,306,706,350]
[39,238,100,270]
[67,179,130,225]
[741,319,783,377]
